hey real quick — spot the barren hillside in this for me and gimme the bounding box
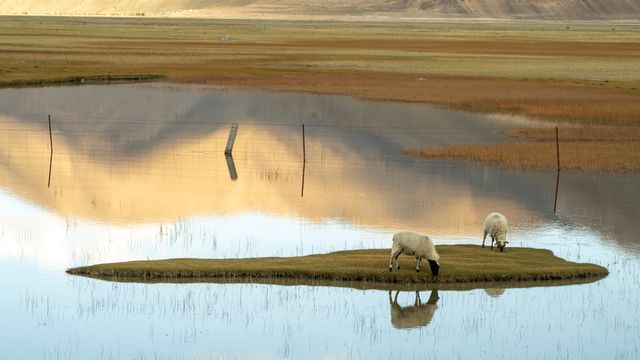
[1,0,639,20]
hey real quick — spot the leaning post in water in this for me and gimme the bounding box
[225,154,238,181]
[48,114,53,188]
[224,123,238,155]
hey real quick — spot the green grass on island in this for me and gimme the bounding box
[66,245,608,286]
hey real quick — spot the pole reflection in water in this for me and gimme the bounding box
[225,153,238,181]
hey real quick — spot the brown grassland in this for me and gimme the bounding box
[66,246,608,285]
[1,17,639,124]
[2,16,640,170]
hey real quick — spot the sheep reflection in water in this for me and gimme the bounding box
[484,288,506,297]
[388,290,439,329]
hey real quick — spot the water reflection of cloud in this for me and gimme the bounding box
[0,190,69,269]
[0,111,537,236]
[1,84,638,252]
[0,188,394,270]
[0,180,629,272]
[0,84,638,360]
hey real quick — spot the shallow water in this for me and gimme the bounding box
[0,84,639,359]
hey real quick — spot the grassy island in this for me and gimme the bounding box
[67,246,608,286]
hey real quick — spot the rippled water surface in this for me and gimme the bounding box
[0,84,639,359]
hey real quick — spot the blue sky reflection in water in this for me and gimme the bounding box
[0,84,639,359]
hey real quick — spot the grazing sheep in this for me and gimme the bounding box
[389,231,440,275]
[389,290,439,329]
[483,212,509,252]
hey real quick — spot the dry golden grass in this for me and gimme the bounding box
[298,38,640,58]
[66,246,608,285]
[404,142,640,171]
[1,17,640,125]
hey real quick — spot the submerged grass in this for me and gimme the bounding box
[507,126,640,142]
[66,246,608,285]
[403,142,640,172]
[406,124,640,171]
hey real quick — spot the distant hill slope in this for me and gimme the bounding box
[1,0,640,20]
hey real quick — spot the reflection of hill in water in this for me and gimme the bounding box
[0,84,638,248]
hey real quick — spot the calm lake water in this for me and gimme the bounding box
[0,83,639,359]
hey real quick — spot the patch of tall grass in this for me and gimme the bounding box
[403,142,640,172]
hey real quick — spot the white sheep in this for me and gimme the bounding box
[483,212,509,252]
[389,231,440,276]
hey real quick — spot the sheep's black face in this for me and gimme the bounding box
[497,240,507,252]
[428,260,440,277]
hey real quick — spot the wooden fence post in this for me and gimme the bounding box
[225,123,238,155]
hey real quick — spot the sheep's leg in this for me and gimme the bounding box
[482,230,488,248]
[427,290,439,305]
[394,291,400,304]
[389,247,402,271]
[388,290,393,304]
[415,291,422,306]
[490,235,494,249]
[415,256,421,272]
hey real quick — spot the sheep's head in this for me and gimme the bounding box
[497,238,509,252]
[428,260,440,277]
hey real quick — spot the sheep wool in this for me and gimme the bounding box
[389,231,440,274]
[483,212,509,252]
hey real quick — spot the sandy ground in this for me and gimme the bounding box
[1,0,640,20]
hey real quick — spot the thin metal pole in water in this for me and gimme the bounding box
[555,126,560,172]
[553,171,560,213]
[48,114,53,154]
[48,153,53,188]
[553,126,560,213]
[302,124,306,164]
[48,114,53,188]
[301,161,306,198]
[301,123,306,197]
